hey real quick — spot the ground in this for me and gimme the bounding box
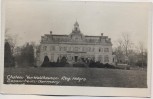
[4,67,147,88]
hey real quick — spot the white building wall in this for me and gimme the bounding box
[37,43,113,66]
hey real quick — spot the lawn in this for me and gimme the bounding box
[4,67,147,88]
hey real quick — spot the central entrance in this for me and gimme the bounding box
[74,56,78,62]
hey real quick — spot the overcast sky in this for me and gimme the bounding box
[5,0,151,48]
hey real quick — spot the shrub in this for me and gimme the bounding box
[41,56,50,67]
[73,62,88,67]
[104,63,116,69]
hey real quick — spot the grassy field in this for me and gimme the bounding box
[4,67,147,88]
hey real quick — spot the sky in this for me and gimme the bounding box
[5,0,151,48]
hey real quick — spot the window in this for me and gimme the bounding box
[91,55,95,60]
[44,53,48,60]
[50,54,54,62]
[59,46,66,51]
[68,47,71,51]
[104,55,109,62]
[44,53,47,56]
[60,54,63,59]
[104,48,109,52]
[59,46,62,51]
[50,46,55,51]
[92,48,95,52]
[98,55,103,62]
[85,47,88,51]
[74,47,78,52]
[63,46,67,51]
[88,47,91,52]
[99,48,103,52]
[67,54,71,61]
[43,46,47,51]
[82,47,85,52]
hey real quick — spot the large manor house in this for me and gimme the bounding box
[36,21,115,66]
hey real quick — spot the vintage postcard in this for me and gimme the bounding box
[0,0,152,97]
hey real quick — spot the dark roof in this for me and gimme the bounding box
[52,34,68,36]
[85,36,100,37]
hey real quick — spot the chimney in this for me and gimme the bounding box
[101,33,103,36]
[50,31,52,35]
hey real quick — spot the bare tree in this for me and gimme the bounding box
[114,39,124,63]
[114,33,134,64]
[114,33,147,67]
[122,33,133,56]
[138,41,146,67]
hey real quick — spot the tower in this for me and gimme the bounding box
[73,21,80,31]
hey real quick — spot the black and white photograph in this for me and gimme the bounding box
[1,0,152,97]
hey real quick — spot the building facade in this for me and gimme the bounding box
[36,21,115,66]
